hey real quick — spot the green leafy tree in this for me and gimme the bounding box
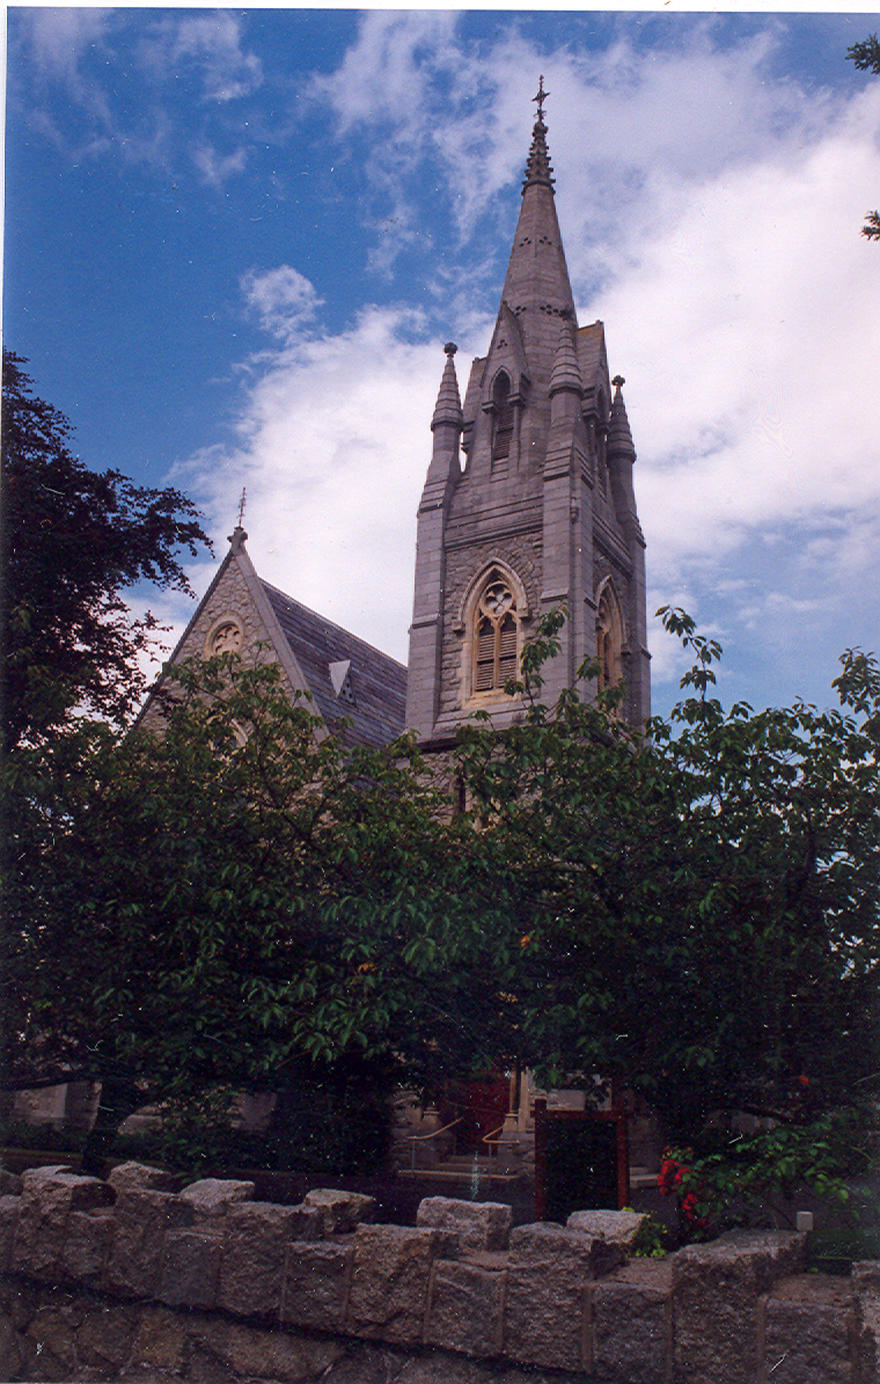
[4,610,879,1177]
[847,34,880,239]
[1,351,211,750]
[3,654,520,1170]
[454,608,880,1142]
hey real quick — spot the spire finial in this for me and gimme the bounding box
[532,74,549,121]
[523,76,555,191]
[612,375,625,392]
[229,487,249,551]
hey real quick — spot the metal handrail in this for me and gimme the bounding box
[407,1115,463,1141]
[406,1116,462,1170]
[480,1122,507,1149]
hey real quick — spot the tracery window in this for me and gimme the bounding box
[473,570,519,693]
[491,372,514,462]
[205,617,243,658]
[596,584,623,692]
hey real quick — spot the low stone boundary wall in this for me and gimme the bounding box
[0,1163,876,1382]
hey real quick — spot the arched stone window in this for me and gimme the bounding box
[473,568,520,693]
[491,371,514,461]
[596,583,624,692]
[204,616,243,658]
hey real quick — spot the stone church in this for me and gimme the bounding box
[152,89,649,754]
[17,92,653,1171]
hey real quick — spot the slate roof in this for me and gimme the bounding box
[576,322,605,393]
[261,580,407,749]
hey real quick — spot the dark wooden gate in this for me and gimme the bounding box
[534,1098,629,1221]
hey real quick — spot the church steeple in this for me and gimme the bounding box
[406,83,650,741]
[497,78,576,398]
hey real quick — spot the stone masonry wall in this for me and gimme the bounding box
[0,1164,876,1383]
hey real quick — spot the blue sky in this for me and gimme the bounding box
[5,7,880,717]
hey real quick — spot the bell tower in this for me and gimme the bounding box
[406,81,650,740]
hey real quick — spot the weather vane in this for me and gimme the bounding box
[533,74,549,120]
[237,487,247,528]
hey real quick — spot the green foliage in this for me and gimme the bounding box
[3,653,524,1167]
[847,34,880,73]
[4,601,880,1185]
[659,1115,860,1242]
[453,606,880,1140]
[1,350,211,749]
[846,35,880,239]
[0,1119,87,1155]
[628,1212,670,1258]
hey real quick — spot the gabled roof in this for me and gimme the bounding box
[261,581,407,749]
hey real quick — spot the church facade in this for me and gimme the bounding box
[153,91,649,749]
[23,93,654,1170]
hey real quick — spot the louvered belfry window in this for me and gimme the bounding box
[491,372,514,461]
[474,572,519,692]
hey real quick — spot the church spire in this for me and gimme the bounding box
[498,81,576,391]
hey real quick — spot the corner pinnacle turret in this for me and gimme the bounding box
[431,343,463,431]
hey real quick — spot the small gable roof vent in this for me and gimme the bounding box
[329,659,355,705]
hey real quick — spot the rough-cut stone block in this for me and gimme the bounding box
[304,1187,376,1234]
[131,1302,189,1373]
[191,1315,344,1383]
[12,1171,113,1281]
[416,1197,512,1257]
[75,1299,140,1372]
[0,1195,20,1272]
[568,1208,647,1250]
[591,1258,673,1383]
[281,1240,354,1330]
[672,1230,806,1384]
[425,1258,506,1356]
[347,1224,439,1343]
[179,1177,255,1218]
[106,1189,194,1298]
[0,1169,22,1195]
[160,1228,223,1309]
[19,1164,73,1183]
[851,1261,880,1384]
[108,1160,176,1193]
[217,1201,321,1318]
[23,1302,80,1378]
[59,1209,114,1286]
[504,1222,618,1371]
[19,1168,112,1210]
[762,1273,855,1384]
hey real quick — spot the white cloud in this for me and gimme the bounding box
[177,19,880,709]
[165,13,263,104]
[20,8,115,131]
[24,8,113,85]
[310,11,458,137]
[177,304,488,664]
[193,142,248,188]
[240,266,324,342]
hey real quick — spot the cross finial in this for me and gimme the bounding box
[612,375,626,390]
[237,487,247,528]
[532,75,549,121]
